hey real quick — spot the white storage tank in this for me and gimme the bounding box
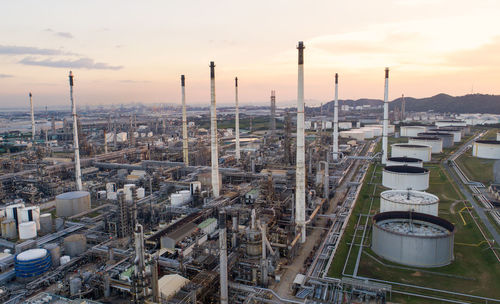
[1,218,17,239]
[124,184,135,202]
[56,191,91,217]
[409,137,443,154]
[19,221,37,240]
[39,213,53,234]
[372,211,454,267]
[497,132,500,141]
[433,128,462,142]
[64,234,87,257]
[340,130,364,141]
[19,206,40,230]
[380,190,439,216]
[391,143,432,162]
[60,255,71,266]
[359,128,374,139]
[15,248,52,280]
[472,140,500,159]
[400,126,427,137]
[386,157,423,168]
[106,183,117,194]
[382,166,430,190]
[418,132,454,148]
[170,193,184,206]
[136,187,145,199]
[43,243,61,267]
[435,120,466,128]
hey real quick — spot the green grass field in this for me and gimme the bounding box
[328,159,500,303]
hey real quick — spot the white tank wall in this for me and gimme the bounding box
[400,126,427,137]
[497,132,500,141]
[19,207,40,230]
[408,138,443,153]
[386,159,423,168]
[382,169,429,190]
[19,221,37,239]
[391,144,432,162]
[340,131,364,141]
[472,142,500,159]
[372,220,454,267]
[380,190,438,216]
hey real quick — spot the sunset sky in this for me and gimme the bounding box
[0,0,499,108]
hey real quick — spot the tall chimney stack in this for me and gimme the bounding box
[69,71,82,191]
[234,77,241,161]
[210,62,220,198]
[333,73,339,161]
[181,75,189,165]
[382,67,390,165]
[296,41,306,243]
[29,92,35,143]
[270,90,276,136]
[219,210,228,304]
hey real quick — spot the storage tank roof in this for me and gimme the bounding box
[17,248,47,261]
[393,143,430,148]
[381,190,438,205]
[410,136,441,141]
[56,191,90,200]
[476,140,500,145]
[19,221,36,227]
[387,157,421,163]
[384,166,428,174]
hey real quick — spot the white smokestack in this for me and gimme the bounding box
[333,73,339,161]
[210,62,220,198]
[296,41,306,244]
[29,92,35,143]
[235,77,241,161]
[382,67,389,165]
[270,90,276,136]
[69,71,82,191]
[219,211,228,304]
[181,75,189,165]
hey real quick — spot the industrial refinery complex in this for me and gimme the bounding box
[0,41,500,304]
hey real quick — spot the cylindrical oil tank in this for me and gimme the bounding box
[39,213,53,234]
[43,243,60,267]
[386,157,423,168]
[408,137,443,154]
[179,190,191,204]
[170,193,184,206]
[432,128,462,142]
[64,234,87,257]
[359,128,374,139]
[339,130,364,141]
[136,187,145,199]
[391,143,432,162]
[380,190,439,216]
[70,277,82,296]
[5,203,25,227]
[382,166,429,190]
[472,140,500,159]
[60,255,70,266]
[19,206,40,230]
[19,221,37,240]
[1,218,17,239]
[418,132,454,148]
[400,126,427,137]
[372,211,454,267]
[497,132,500,141]
[56,191,91,217]
[15,248,52,280]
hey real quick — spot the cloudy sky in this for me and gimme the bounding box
[0,0,499,108]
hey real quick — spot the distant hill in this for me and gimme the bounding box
[319,94,500,114]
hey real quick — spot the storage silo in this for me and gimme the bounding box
[56,191,91,217]
[19,206,40,230]
[14,248,52,280]
[19,221,37,240]
[408,136,443,153]
[39,213,53,234]
[380,190,439,216]
[382,166,429,190]
[418,132,454,148]
[472,140,500,159]
[1,218,17,239]
[400,126,427,137]
[497,132,500,141]
[43,243,61,267]
[64,234,87,257]
[431,128,462,142]
[391,144,432,162]
[372,211,454,267]
[386,157,423,168]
